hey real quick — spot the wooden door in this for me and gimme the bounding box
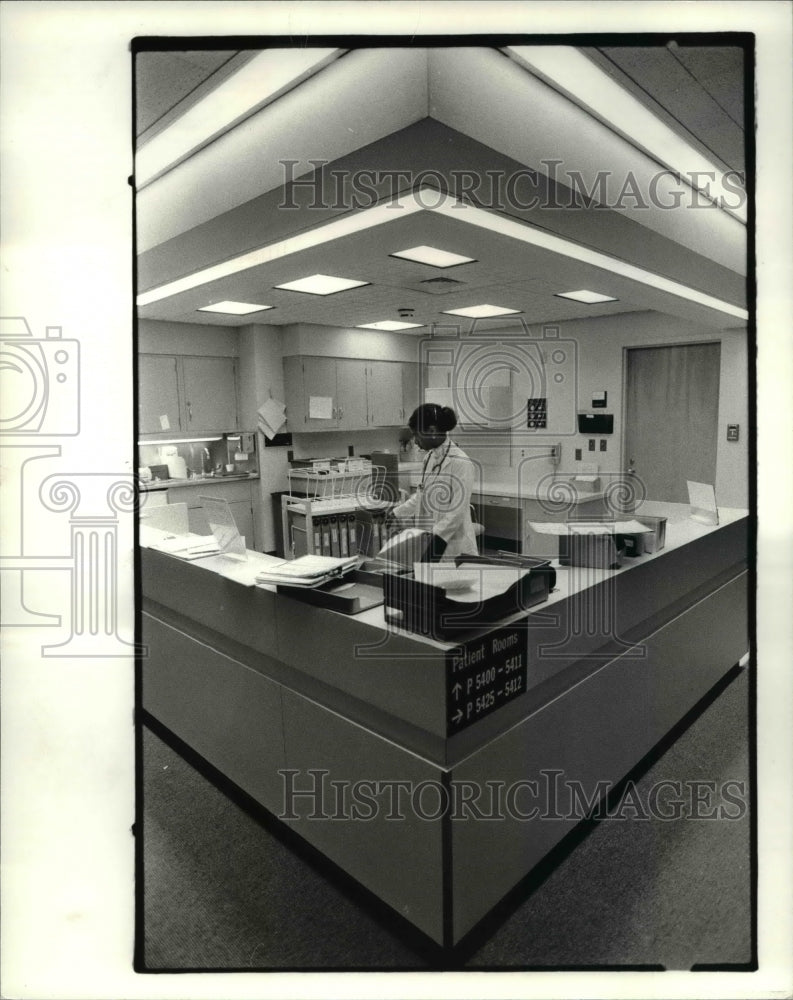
[182,356,239,432]
[624,343,721,503]
[139,354,181,433]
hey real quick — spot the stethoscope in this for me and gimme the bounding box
[419,439,452,490]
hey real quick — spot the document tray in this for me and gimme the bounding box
[382,557,555,640]
[277,571,384,614]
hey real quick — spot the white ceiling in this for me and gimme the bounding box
[135,43,748,335]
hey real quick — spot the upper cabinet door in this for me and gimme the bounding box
[401,362,420,425]
[139,354,181,434]
[300,356,339,431]
[282,355,306,431]
[182,357,239,432]
[337,359,369,430]
[366,361,403,427]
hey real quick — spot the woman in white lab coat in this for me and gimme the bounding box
[389,403,478,561]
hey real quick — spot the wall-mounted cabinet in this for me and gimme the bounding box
[139,355,182,434]
[139,354,239,434]
[424,382,513,429]
[283,356,419,431]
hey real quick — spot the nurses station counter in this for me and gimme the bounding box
[140,502,749,948]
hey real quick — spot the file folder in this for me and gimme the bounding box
[329,515,340,557]
[371,513,382,554]
[339,515,349,557]
[319,517,332,556]
[347,514,358,556]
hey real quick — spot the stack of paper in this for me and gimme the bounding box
[257,397,286,440]
[140,526,221,559]
[255,553,359,588]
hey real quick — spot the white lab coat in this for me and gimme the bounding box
[391,439,478,559]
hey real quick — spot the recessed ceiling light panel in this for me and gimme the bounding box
[555,289,618,304]
[442,304,521,318]
[390,245,476,268]
[275,274,369,296]
[198,300,274,314]
[357,320,424,331]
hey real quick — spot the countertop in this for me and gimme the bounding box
[398,462,608,501]
[140,473,259,492]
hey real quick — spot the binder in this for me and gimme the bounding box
[329,515,340,557]
[319,517,332,556]
[347,514,358,556]
[312,519,322,555]
[339,515,349,557]
[371,513,382,554]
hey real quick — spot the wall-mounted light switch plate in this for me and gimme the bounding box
[727,424,740,442]
[588,439,596,451]
[599,439,607,451]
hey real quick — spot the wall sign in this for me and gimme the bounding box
[445,625,528,734]
[527,398,547,429]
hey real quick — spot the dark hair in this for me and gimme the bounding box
[408,403,458,434]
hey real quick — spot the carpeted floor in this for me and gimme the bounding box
[140,666,752,970]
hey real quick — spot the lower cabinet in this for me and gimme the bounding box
[142,614,286,814]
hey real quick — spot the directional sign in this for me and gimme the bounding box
[445,624,528,734]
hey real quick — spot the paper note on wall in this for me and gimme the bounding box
[159,414,170,430]
[309,395,333,419]
[257,397,286,439]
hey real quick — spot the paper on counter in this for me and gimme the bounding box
[687,480,718,510]
[413,564,533,603]
[529,519,653,535]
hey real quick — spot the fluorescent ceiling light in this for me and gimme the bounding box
[506,46,747,224]
[275,274,369,296]
[429,194,749,321]
[357,320,424,331]
[136,48,341,186]
[137,186,748,322]
[198,300,273,315]
[442,304,521,318]
[137,190,426,305]
[555,289,618,304]
[390,245,476,268]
